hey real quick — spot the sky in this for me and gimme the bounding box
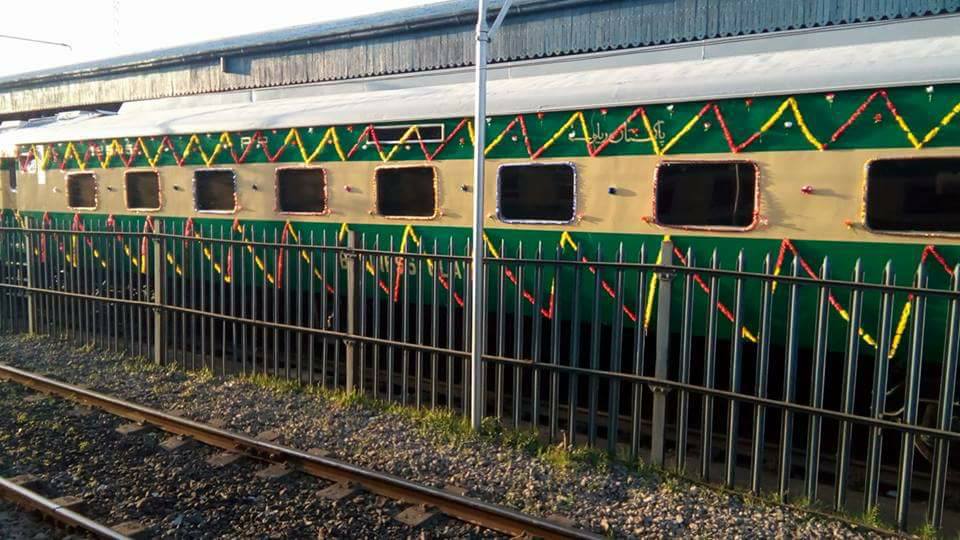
[1,0,445,77]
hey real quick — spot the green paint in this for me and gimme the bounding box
[20,83,960,170]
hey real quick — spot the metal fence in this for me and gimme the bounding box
[0,213,958,532]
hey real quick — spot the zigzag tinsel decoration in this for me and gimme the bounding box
[14,84,960,171]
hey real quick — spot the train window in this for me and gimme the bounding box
[865,158,960,233]
[654,161,757,228]
[497,163,577,223]
[374,166,437,218]
[124,170,161,211]
[276,167,327,214]
[4,160,16,191]
[66,172,97,210]
[194,169,237,213]
[374,124,444,144]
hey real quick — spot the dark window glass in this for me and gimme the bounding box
[277,168,327,213]
[498,163,576,222]
[4,160,16,191]
[655,162,757,227]
[374,125,444,143]
[66,173,97,209]
[125,170,161,210]
[866,158,960,232]
[194,169,236,212]
[375,166,437,217]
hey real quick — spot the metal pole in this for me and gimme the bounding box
[651,239,673,466]
[152,234,164,365]
[470,0,491,430]
[345,230,360,393]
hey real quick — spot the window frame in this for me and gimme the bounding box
[652,160,760,232]
[123,168,163,212]
[861,156,960,238]
[495,161,578,225]
[192,168,238,214]
[372,164,440,220]
[274,166,330,216]
[65,171,99,211]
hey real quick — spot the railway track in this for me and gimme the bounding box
[0,476,126,539]
[0,362,598,540]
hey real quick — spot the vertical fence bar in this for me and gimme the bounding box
[674,248,693,472]
[387,238,396,402]
[495,240,506,420]
[724,251,745,488]
[332,232,342,389]
[750,255,773,495]
[461,239,472,416]
[549,246,562,442]
[804,257,831,502]
[360,234,369,395]
[416,241,425,409]
[401,247,411,404]
[608,243,625,454]
[345,230,359,393]
[24,232,35,334]
[588,244,603,447]
[308,231,317,386]
[320,232,330,386]
[778,260,800,500]
[700,250,719,479]
[446,238,455,408]
[928,265,960,528]
[834,260,863,511]
[531,243,544,431]
[222,226,229,376]
[896,264,927,531]
[513,242,524,428]
[651,240,673,467]
[429,238,438,406]
[629,245,648,462]
[152,235,164,365]
[462,239,472,417]
[567,245,582,445]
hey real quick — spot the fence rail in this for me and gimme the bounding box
[0,214,957,532]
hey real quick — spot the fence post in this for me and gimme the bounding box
[344,230,360,393]
[24,229,36,335]
[650,239,673,467]
[152,235,164,365]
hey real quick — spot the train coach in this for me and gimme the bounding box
[0,15,959,371]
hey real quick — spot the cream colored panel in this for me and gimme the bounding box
[11,147,960,247]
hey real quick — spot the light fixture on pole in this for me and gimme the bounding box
[471,0,513,430]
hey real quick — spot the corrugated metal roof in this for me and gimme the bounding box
[1,0,958,115]
[5,16,957,147]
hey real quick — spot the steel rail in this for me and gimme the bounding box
[0,477,128,540]
[0,363,598,540]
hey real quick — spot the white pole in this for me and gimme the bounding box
[470,0,490,430]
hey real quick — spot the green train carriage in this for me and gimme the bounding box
[1,21,960,373]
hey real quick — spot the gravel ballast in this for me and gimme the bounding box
[0,499,77,540]
[0,334,888,538]
[0,373,494,538]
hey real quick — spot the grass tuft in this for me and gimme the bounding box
[914,521,939,540]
